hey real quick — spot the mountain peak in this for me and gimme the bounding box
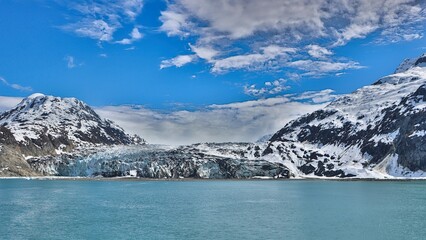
[0,94,144,148]
[373,54,426,85]
[27,93,46,99]
[395,53,426,74]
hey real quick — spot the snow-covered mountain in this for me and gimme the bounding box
[258,53,426,178]
[3,53,426,179]
[0,94,144,176]
[0,93,143,147]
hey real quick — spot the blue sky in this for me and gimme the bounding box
[0,0,426,144]
[0,0,425,108]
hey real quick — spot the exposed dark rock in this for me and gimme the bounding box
[299,164,315,175]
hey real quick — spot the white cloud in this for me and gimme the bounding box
[116,27,143,44]
[244,78,290,97]
[96,93,330,145]
[306,45,332,59]
[160,55,196,69]
[0,96,23,112]
[159,8,191,37]
[61,0,143,43]
[0,77,32,92]
[131,27,142,39]
[189,44,218,61]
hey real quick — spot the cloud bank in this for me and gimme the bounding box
[0,96,23,112]
[96,93,334,145]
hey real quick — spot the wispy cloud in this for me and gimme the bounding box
[211,45,297,73]
[63,19,115,42]
[288,60,365,77]
[0,77,32,92]
[64,55,82,69]
[60,0,143,44]
[64,56,75,68]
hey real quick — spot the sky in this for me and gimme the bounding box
[0,0,426,144]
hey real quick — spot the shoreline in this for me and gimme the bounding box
[1,176,426,182]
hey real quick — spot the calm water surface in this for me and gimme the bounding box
[1,179,426,240]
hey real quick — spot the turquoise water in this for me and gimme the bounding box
[1,180,426,240]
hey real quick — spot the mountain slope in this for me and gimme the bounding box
[261,53,426,178]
